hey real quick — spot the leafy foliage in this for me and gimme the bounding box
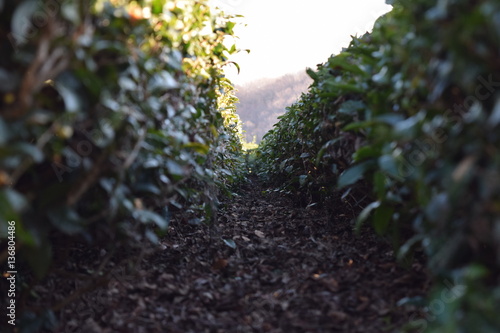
[0,0,243,300]
[257,0,500,330]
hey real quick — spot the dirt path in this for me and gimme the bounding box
[41,177,428,333]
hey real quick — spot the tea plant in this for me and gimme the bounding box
[0,0,244,324]
[257,0,500,330]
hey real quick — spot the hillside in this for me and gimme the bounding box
[235,71,312,143]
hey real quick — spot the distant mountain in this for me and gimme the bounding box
[235,70,312,143]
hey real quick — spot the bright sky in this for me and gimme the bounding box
[211,0,392,85]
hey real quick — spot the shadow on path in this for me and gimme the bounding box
[43,177,429,333]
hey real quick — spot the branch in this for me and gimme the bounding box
[3,22,69,120]
[123,127,147,170]
[66,146,111,207]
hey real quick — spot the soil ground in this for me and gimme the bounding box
[21,176,429,333]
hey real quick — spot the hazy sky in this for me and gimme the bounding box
[211,0,392,85]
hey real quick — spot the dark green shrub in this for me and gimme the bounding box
[258,0,500,330]
[0,0,243,324]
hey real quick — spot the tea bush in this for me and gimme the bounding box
[0,0,243,317]
[258,0,500,330]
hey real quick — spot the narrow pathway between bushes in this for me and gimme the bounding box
[53,177,429,333]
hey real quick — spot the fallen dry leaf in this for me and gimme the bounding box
[212,258,228,270]
[254,230,265,238]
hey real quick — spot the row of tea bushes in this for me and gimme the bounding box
[257,0,500,330]
[0,0,244,326]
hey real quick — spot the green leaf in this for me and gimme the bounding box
[279,159,288,172]
[299,174,308,187]
[151,0,166,14]
[225,21,236,34]
[133,210,169,229]
[324,80,364,94]
[378,154,401,179]
[11,0,39,46]
[24,240,52,278]
[372,66,389,83]
[392,112,424,139]
[0,219,35,247]
[353,145,380,162]
[183,142,210,155]
[396,296,426,307]
[425,193,450,223]
[373,204,394,235]
[188,218,202,225]
[306,67,319,81]
[338,100,365,115]
[343,120,376,131]
[143,159,160,168]
[148,71,179,91]
[54,81,82,113]
[373,171,386,200]
[0,189,30,241]
[374,114,405,126]
[118,76,137,91]
[0,188,27,213]
[397,234,424,262]
[219,168,232,176]
[227,61,241,74]
[337,161,374,188]
[355,201,381,232]
[61,1,80,24]
[166,160,185,176]
[328,53,367,76]
[463,264,489,280]
[145,229,159,243]
[134,183,161,195]
[47,207,85,235]
[316,138,342,165]
[223,238,236,249]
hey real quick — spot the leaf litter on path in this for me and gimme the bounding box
[36,176,429,333]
